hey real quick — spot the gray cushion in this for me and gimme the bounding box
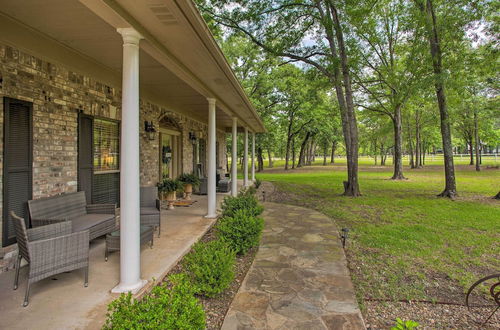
[140,207,160,216]
[71,214,115,233]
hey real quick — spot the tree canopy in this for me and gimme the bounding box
[197,0,499,198]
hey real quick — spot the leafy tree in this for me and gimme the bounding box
[412,0,485,197]
[197,0,363,196]
[198,0,498,199]
[352,0,427,179]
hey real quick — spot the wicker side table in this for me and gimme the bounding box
[105,225,154,261]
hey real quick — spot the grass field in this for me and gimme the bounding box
[259,154,499,167]
[249,162,500,309]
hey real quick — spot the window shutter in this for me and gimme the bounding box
[3,98,33,247]
[78,114,93,203]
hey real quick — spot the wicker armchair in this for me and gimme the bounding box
[140,186,162,237]
[11,212,89,307]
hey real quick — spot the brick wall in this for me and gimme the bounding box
[0,42,227,251]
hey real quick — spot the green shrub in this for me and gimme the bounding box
[178,173,201,187]
[103,274,205,330]
[183,239,236,297]
[391,318,419,330]
[157,178,183,193]
[221,192,263,218]
[240,186,257,196]
[254,177,262,189]
[216,209,264,255]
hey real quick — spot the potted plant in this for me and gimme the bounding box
[158,178,182,209]
[178,173,201,200]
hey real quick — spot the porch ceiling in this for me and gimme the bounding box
[0,0,265,132]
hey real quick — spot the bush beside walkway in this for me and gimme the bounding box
[103,188,264,329]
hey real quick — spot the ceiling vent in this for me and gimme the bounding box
[149,4,177,25]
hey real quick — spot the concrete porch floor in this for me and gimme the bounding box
[0,192,230,330]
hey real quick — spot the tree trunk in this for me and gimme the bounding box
[297,132,310,168]
[474,109,480,171]
[284,112,295,171]
[304,139,310,166]
[404,115,413,168]
[392,106,406,179]
[418,129,423,167]
[267,148,273,168]
[311,141,316,163]
[419,135,424,167]
[494,191,500,200]
[468,136,474,165]
[292,137,296,169]
[380,143,386,165]
[284,135,292,171]
[422,141,426,165]
[415,116,421,169]
[419,0,457,198]
[330,141,336,163]
[307,137,315,165]
[323,144,328,165]
[329,3,361,196]
[257,146,264,172]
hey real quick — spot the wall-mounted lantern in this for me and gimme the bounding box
[144,121,157,141]
[189,131,197,144]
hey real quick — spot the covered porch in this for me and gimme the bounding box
[0,0,264,311]
[0,192,236,329]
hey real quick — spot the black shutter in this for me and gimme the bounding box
[78,114,93,203]
[3,97,33,247]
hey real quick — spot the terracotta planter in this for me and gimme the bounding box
[184,184,193,200]
[184,184,193,194]
[166,191,176,210]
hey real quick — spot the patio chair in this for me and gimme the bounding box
[140,186,161,237]
[11,211,89,307]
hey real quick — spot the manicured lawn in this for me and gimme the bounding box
[251,164,500,308]
[255,154,499,167]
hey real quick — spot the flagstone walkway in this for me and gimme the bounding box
[221,202,365,329]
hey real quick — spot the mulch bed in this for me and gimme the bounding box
[364,300,499,329]
[163,222,258,330]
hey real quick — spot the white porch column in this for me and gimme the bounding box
[206,98,217,218]
[243,127,249,187]
[251,132,256,182]
[113,28,146,294]
[231,117,238,197]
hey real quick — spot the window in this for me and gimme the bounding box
[93,119,119,172]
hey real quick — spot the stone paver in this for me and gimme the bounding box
[222,202,365,330]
